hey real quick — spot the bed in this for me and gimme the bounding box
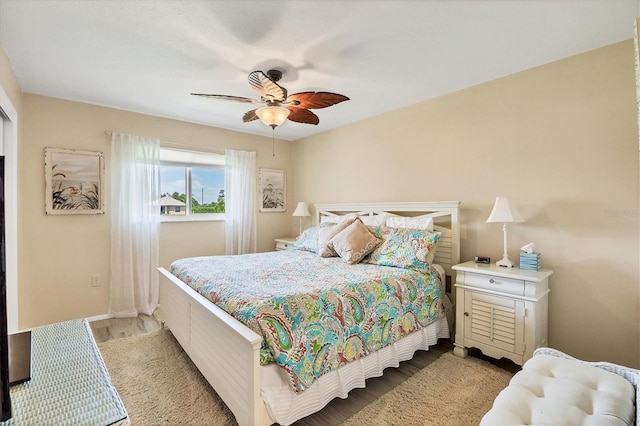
[157,201,460,425]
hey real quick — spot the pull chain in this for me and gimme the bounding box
[271,125,276,157]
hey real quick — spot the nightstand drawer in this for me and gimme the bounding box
[461,272,525,296]
[275,240,295,251]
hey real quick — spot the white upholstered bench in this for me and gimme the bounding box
[481,347,639,425]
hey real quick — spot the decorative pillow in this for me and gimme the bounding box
[317,218,355,257]
[386,214,434,231]
[327,218,382,264]
[294,222,333,253]
[365,226,441,273]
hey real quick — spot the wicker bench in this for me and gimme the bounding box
[6,320,128,425]
[481,347,639,425]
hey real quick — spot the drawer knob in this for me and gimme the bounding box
[489,278,496,284]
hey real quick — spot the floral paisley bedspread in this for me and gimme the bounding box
[170,250,445,394]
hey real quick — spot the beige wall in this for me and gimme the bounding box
[19,95,293,329]
[293,40,640,368]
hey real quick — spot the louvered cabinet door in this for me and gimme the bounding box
[463,292,525,356]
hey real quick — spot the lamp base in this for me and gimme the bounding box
[496,256,516,268]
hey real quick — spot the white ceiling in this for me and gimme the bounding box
[0,0,638,141]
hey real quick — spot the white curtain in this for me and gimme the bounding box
[109,132,160,317]
[225,149,257,254]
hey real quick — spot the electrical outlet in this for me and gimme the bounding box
[91,276,100,287]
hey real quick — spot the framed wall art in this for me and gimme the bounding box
[44,148,105,215]
[258,168,286,212]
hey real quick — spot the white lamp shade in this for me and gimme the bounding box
[256,106,290,128]
[292,202,311,217]
[486,196,524,223]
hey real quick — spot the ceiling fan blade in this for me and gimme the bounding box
[287,107,319,125]
[243,109,259,123]
[286,92,349,109]
[248,71,287,102]
[191,93,261,104]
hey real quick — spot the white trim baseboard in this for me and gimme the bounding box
[85,314,113,323]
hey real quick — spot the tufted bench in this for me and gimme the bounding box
[481,347,639,425]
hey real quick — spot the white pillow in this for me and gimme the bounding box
[359,213,386,227]
[320,213,358,224]
[386,214,434,231]
[322,213,386,227]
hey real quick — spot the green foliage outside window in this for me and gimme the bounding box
[162,190,225,213]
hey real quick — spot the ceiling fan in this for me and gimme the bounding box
[191,69,349,128]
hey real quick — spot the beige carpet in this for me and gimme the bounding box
[341,351,514,426]
[98,328,237,425]
[98,328,513,426]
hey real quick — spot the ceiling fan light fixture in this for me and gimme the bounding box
[192,69,349,127]
[256,105,290,128]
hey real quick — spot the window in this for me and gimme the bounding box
[159,148,225,220]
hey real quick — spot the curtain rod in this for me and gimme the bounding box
[104,131,225,155]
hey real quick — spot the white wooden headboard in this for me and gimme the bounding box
[314,201,461,291]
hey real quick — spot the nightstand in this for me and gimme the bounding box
[452,261,553,365]
[274,237,297,251]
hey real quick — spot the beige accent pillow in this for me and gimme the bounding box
[318,218,355,257]
[328,218,382,264]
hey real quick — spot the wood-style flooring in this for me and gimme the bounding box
[90,315,519,425]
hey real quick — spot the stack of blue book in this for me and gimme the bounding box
[519,252,541,270]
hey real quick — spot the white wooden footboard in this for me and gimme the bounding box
[157,267,272,426]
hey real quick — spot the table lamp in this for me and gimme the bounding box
[486,196,524,267]
[292,202,311,236]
